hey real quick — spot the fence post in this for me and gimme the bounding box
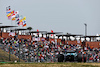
[28,42,31,62]
[19,42,21,62]
[9,46,11,61]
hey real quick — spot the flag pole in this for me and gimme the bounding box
[10,20,13,32]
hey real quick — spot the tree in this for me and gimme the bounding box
[66,33,71,35]
[27,27,32,32]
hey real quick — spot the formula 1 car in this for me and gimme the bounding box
[57,50,87,62]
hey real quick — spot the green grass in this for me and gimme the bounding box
[0,62,99,67]
[0,49,24,62]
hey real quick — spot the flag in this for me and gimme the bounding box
[17,22,20,25]
[19,15,23,19]
[6,6,11,11]
[22,16,26,20]
[37,29,39,32]
[37,29,39,35]
[8,16,11,19]
[17,21,23,26]
[11,13,15,18]
[15,11,19,14]
[11,10,14,14]
[15,14,19,18]
[51,30,53,33]
[23,24,26,27]
[51,30,53,36]
[7,13,11,17]
[16,16,22,22]
[12,17,16,21]
[20,22,23,25]
[11,11,19,19]
[19,19,23,23]
[6,10,11,14]
[16,18,19,21]
[23,20,26,25]
[23,21,26,27]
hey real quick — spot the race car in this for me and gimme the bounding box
[57,50,87,62]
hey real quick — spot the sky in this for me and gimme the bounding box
[0,0,100,35]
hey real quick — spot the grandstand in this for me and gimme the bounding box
[0,24,100,63]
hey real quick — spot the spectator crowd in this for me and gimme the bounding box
[0,36,100,62]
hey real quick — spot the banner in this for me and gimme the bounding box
[41,38,45,41]
[77,40,80,44]
[9,32,15,36]
[32,37,40,41]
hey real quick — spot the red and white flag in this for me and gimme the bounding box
[37,29,39,35]
[51,30,53,36]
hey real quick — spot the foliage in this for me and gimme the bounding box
[0,49,24,62]
[27,27,32,31]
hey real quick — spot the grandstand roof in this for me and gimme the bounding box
[11,28,28,31]
[46,32,62,34]
[56,34,82,37]
[0,26,18,28]
[29,31,47,33]
[83,36,100,38]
